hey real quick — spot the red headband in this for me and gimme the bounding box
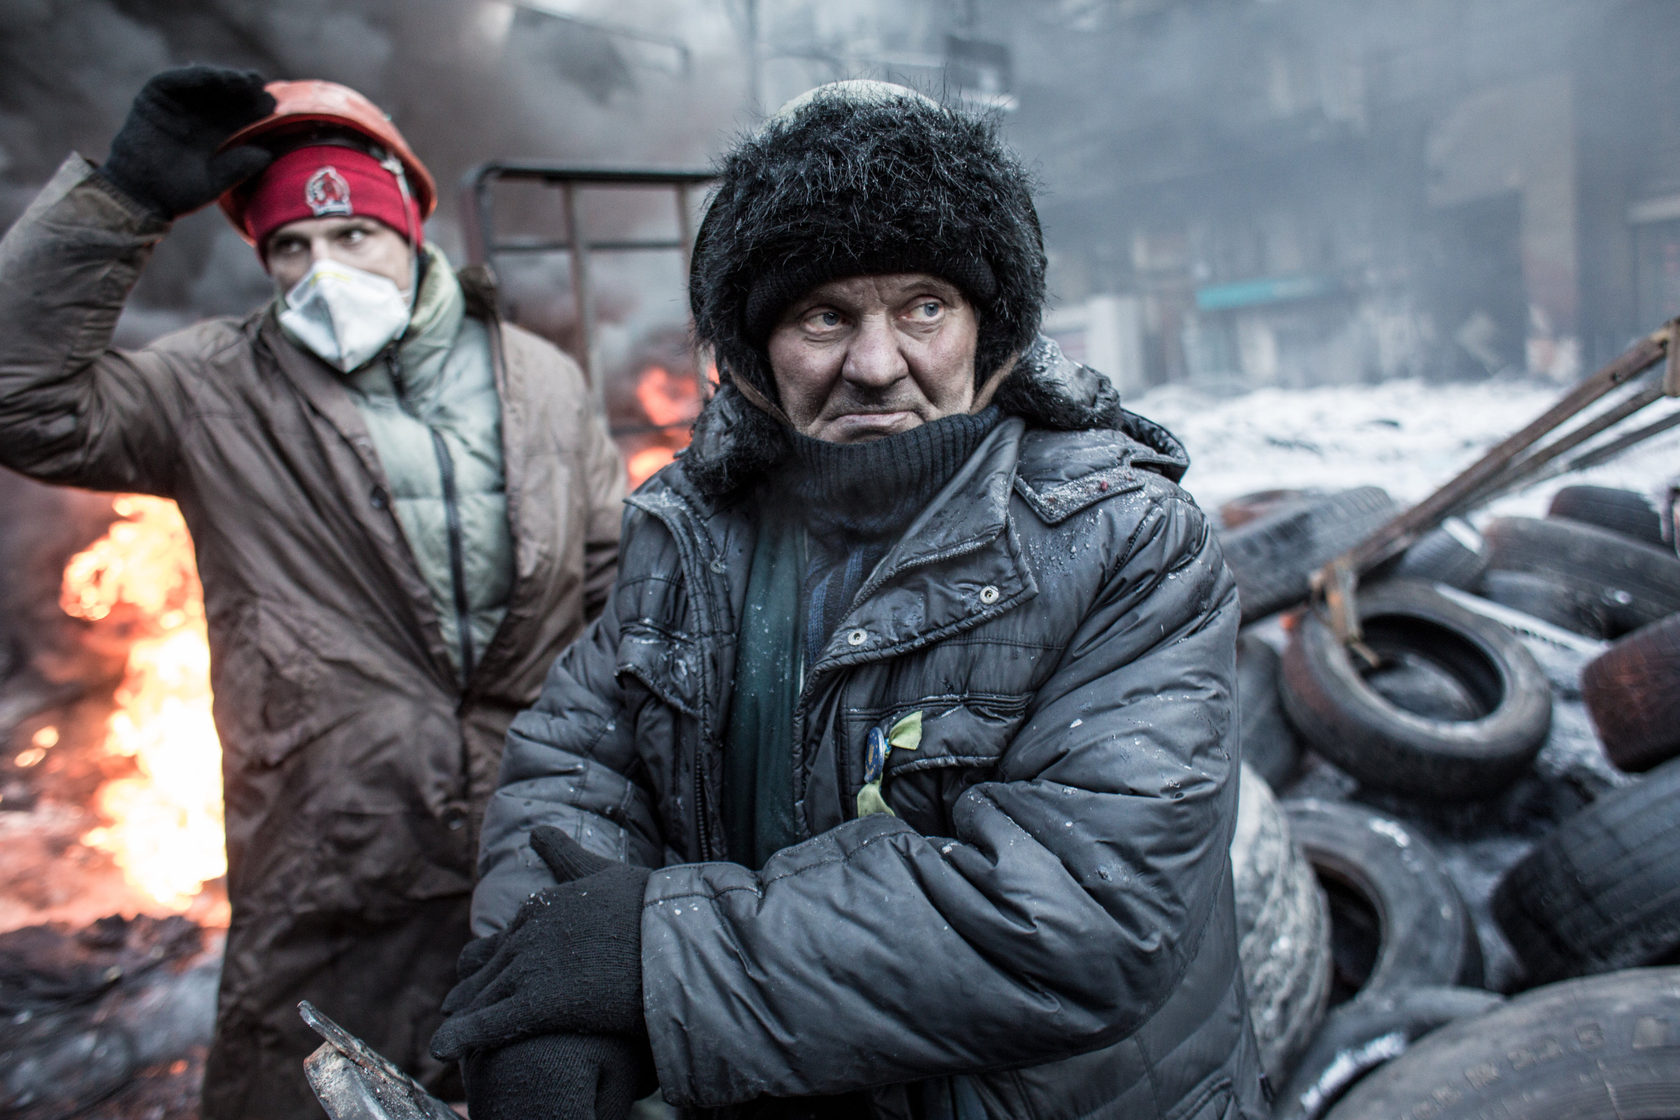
[240,146,423,255]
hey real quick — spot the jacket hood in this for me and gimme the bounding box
[679,334,1186,498]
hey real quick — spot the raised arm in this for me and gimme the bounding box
[0,66,272,493]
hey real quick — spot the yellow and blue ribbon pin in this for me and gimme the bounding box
[856,710,923,818]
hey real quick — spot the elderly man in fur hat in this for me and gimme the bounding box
[433,82,1266,1120]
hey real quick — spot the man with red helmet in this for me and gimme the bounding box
[0,65,625,1117]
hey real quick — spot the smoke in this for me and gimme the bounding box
[6,0,1664,386]
[0,0,749,337]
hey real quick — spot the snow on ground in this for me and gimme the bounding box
[1128,376,1680,526]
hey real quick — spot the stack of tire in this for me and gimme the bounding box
[1215,483,1680,1119]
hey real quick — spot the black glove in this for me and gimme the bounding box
[430,826,650,1062]
[463,1032,655,1120]
[442,824,618,994]
[101,64,276,219]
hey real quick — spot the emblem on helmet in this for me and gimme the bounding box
[304,167,353,217]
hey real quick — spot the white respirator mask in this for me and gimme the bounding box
[278,259,413,373]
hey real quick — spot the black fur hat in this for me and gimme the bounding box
[678,82,1125,499]
[690,82,1046,406]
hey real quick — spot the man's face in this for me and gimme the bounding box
[766,272,979,443]
[264,216,414,294]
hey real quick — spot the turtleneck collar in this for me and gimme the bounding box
[780,406,1001,543]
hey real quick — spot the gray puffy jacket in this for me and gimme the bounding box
[475,353,1266,1119]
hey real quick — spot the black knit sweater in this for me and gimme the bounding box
[782,406,1002,665]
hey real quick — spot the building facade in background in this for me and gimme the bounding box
[1003,0,1680,391]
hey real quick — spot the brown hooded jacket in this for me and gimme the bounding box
[0,156,625,1116]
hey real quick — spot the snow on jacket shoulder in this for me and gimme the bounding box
[476,403,1266,1119]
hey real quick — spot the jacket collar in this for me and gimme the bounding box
[813,417,1034,665]
[259,310,388,486]
[642,419,1036,669]
[857,416,1020,589]
[644,357,1193,663]
[650,381,1195,640]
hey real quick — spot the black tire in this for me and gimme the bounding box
[1285,800,1482,1002]
[1581,612,1680,772]
[1477,568,1610,636]
[1547,484,1667,548]
[1321,968,1680,1120]
[1483,515,1680,638]
[1236,633,1302,788]
[1272,986,1504,1120]
[1387,518,1488,591]
[1491,756,1680,985]
[1280,579,1552,800]
[1230,765,1331,1083]
[1219,487,1398,622]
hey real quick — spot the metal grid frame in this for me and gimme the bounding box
[459,161,717,426]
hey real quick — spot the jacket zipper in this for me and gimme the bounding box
[472,312,515,682]
[430,427,476,684]
[628,492,727,861]
[388,344,477,685]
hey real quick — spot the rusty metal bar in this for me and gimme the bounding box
[1312,318,1677,643]
[674,182,698,279]
[1455,381,1669,513]
[1547,404,1680,478]
[489,236,691,254]
[462,169,495,278]
[460,163,713,263]
[1328,322,1673,579]
[559,181,600,411]
[468,161,716,188]
[459,161,717,427]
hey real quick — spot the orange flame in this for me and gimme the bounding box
[626,445,678,486]
[623,364,704,489]
[61,495,226,918]
[634,364,703,429]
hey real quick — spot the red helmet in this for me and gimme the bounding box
[217,79,437,242]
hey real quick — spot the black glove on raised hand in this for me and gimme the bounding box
[463,1032,655,1120]
[430,826,650,1062]
[101,64,276,219]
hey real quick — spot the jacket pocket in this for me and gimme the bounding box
[1165,1077,1235,1120]
[211,599,352,769]
[839,694,1029,835]
[878,693,1030,775]
[616,622,702,717]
